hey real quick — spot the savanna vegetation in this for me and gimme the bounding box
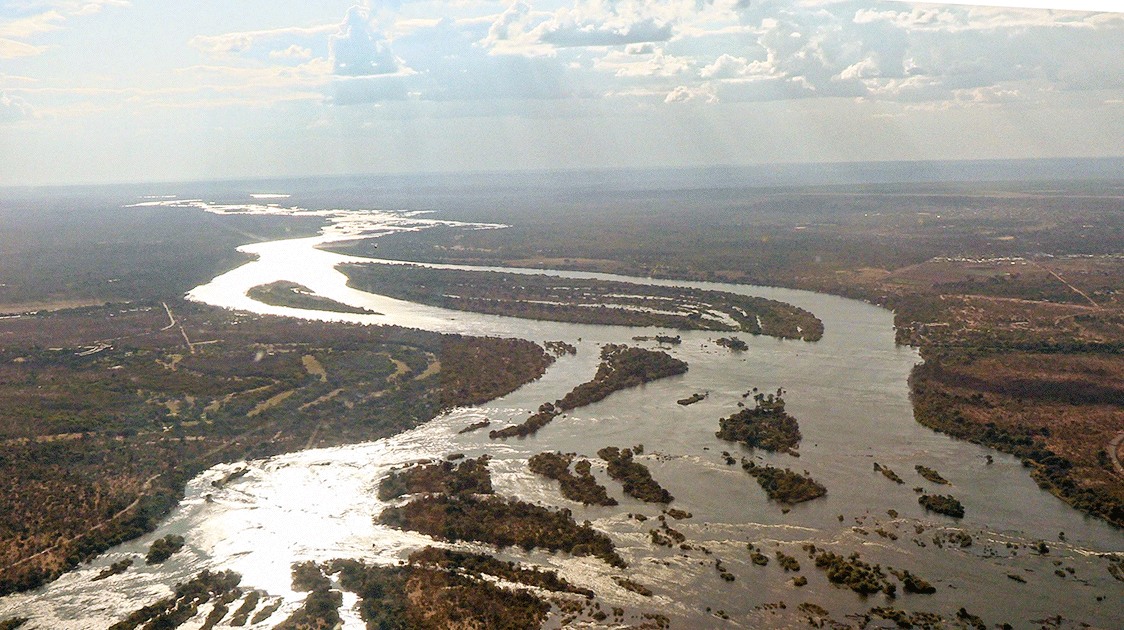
[334,180,1124,529]
[340,263,823,341]
[0,301,551,595]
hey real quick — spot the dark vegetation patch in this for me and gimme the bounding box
[379,494,626,568]
[377,455,493,501]
[918,494,965,519]
[92,558,133,582]
[144,534,184,564]
[408,546,593,597]
[803,544,936,598]
[874,462,904,484]
[108,569,242,630]
[598,446,673,504]
[491,344,687,439]
[229,590,262,626]
[528,452,617,506]
[273,562,341,630]
[741,460,826,504]
[612,576,653,596]
[328,556,551,630]
[457,419,491,434]
[677,392,705,405]
[915,465,950,485]
[716,388,801,453]
[714,337,748,351]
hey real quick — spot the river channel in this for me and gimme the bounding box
[2,200,1122,629]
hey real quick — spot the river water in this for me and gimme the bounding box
[3,200,1122,629]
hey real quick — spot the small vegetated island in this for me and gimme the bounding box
[246,280,379,315]
[740,461,827,504]
[108,546,600,630]
[491,344,688,439]
[716,388,802,454]
[340,263,823,341]
[528,452,618,506]
[378,453,627,569]
[144,534,185,564]
[598,446,674,504]
[377,455,493,501]
[918,494,966,518]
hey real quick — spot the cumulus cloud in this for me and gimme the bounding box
[330,6,402,76]
[271,45,313,60]
[700,53,750,79]
[537,16,673,47]
[483,0,533,46]
[665,84,717,104]
[326,11,573,106]
[689,0,1124,105]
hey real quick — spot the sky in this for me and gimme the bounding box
[2,0,1124,186]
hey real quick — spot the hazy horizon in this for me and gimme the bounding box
[4,1,1124,187]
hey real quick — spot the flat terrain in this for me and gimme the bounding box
[332,180,1124,528]
[0,300,551,595]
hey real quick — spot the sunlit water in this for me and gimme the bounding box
[3,200,1122,629]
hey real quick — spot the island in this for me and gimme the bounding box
[741,461,826,504]
[490,345,688,439]
[246,281,379,315]
[340,263,823,341]
[598,447,674,504]
[528,452,617,506]
[716,388,802,454]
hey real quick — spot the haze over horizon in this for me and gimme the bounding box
[3,0,1124,186]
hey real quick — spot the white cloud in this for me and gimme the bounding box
[0,10,64,39]
[700,53,749,79]
[271,45,313,60]
[664,83,716,103]
[0,0,128,58]
[330,5,402,76]
[625,42,655,55]
[536,15,673,48]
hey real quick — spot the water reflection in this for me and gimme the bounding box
[4,202,1122,629]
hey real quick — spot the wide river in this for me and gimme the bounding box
[3,201,1122,629]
